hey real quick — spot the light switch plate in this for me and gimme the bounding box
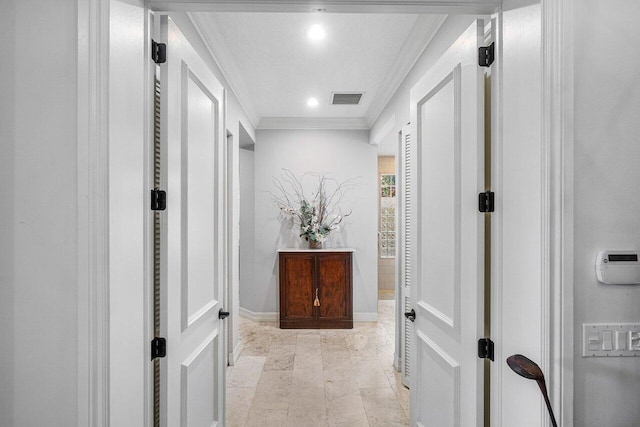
[582,323,640,357]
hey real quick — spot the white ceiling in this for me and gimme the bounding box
[190,12,444,130]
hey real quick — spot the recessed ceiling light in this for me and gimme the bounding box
[306,25,326,41]
[307,97,319,107]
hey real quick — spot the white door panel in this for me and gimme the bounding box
[410,20,485,427]
[161,16,226,427]
[182,71,218,332]
[181,331,220,427]
[418,70,460,331]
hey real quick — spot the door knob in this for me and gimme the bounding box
[218,309,230,320]
[404,309,416,322]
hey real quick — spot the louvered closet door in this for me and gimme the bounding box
[400,127,413,388]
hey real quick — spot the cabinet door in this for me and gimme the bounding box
[280,254,315,320]
[317,254,352,322]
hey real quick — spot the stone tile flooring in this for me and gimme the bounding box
[378,289,395,300]
[226,300,409,427]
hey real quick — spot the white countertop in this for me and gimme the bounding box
[277,248,356,253]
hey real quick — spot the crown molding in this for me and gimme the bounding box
[187,12,261,127]
[150,1,499,15]
[257,117,369,130]
[365,14,447,127]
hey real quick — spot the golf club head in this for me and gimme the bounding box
[506,354,558,427]
[506,354,544,381]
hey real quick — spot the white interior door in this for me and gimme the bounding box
[161,16,226,427]
[399,126,413,389]
[409,20,485,426]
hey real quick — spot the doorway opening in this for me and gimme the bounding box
[378,156,397,303]
[138,1,552,426]
[153,9,476,426]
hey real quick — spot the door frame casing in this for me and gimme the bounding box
[77,0,110,426]
[225,129,241,366]
[541,0,574,424]
[80,0,574,425]
[225,129,232,367]
[394,129,403,374]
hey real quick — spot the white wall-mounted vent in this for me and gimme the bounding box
[331,92,364,105]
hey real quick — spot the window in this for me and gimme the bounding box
[380,174,396,258]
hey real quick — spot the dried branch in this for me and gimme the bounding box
[271,169,360,243]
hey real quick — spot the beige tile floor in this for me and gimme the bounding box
[226,300,409,427]
[377,289,395,301]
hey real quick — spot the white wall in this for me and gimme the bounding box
[0,1,79,425]
[370,15,477,155]
[0,6,16,423]
[573,2,640,425]
[239,148,256,315]
[252,129,378,318]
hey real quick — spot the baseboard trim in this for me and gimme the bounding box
[239,307,278,322]
[354,312,378,322]
[239,308,379,323]
[228,341,243,366]
[393,353,401,372]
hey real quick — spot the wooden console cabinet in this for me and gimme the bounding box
[278,250,353,329]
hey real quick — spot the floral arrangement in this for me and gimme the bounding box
[272,169,357,247]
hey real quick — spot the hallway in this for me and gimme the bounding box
[226,300,409,426]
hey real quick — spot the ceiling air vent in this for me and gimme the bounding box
[331,92,363,105]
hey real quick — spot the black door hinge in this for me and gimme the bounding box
[152,40,167,64]
[151,189,166,211]
[151,337,167,360]
[478,338,494,361]
[479,42,495,67]
[479,191,495,213]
